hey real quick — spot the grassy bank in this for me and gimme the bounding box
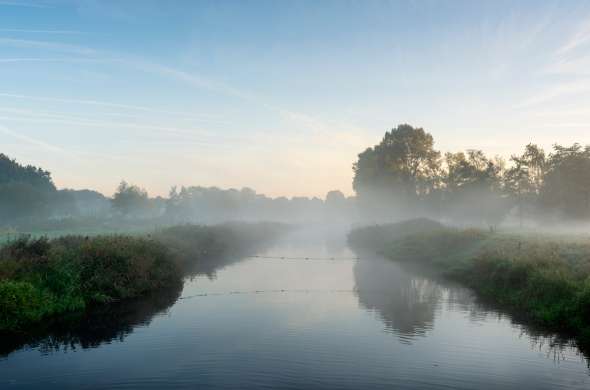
[348,219,590,346]
[0,222,284,333]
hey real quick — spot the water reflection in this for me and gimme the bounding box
[353,253,590,367]
[353,257,442,342]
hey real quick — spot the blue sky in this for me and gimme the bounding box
[2,0,590,197]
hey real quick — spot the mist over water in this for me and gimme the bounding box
[2,226,588,389]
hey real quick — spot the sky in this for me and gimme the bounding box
[2,0,590,198]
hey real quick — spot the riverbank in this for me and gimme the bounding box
[348,219,590,347]
[0,222,285,333]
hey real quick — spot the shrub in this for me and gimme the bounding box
[0,222,283,332]
[0,280,46,331]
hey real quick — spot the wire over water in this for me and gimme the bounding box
[245,255,361,261]
[179,289,367,300]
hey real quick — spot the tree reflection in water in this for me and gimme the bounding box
[353,257,442,343]
[353,253,590,368]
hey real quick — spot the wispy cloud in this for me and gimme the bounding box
[130,60,257,102]
[0,92,226,123]
[0,29,83,34]
[131,60,373,146]
[0,123,64,153]
[514,81,590,109]
[0,38,370,177]
[0,57,107,63]
[515,12,590,110]
[0,104,230,125]
[557,17,590,55]
[0,38,96,56]
[0,1,50,8]
[0,114,217,139]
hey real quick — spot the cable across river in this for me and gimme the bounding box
[178,289,370,300]
[244,255,362,261]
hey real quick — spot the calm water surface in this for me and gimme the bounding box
[1,228,589,389]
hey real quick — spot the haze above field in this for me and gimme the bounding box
[2,0,590,197]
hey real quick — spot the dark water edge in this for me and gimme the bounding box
[0,284,183,358]
[0,251,250,359]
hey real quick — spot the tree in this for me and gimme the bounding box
[326,190,346,205]
[0,153,55,191]
[111,181,150,218]
[0,154,57,222]
[539,143,590,220]
[325,190,348,220]
[504,144,546,225]
[443,150,509,227]
[352,124,441,219]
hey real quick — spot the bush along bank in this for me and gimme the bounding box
[0,222,285,333]
[348,219,590,347]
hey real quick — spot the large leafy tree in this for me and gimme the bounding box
[352,124,441,217]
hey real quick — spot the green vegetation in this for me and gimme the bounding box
[348,219,590,346]
[0,223,284,333]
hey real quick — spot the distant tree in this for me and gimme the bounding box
[504,144,546,225]
[540,143,590,220]
[65,189,111,217]
[326,190,346,205]
[0,154,57,222]
[111,181,150,218]
[325,190,348,219]
[443,150,509,227]
[0,182,49,221]
[0,153,55,191]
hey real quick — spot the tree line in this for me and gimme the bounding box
[0,153,110,223]
[353,124,590,226]
[3,123,589,228]
[0,154,353,227]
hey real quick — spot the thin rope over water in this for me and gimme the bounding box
[245,255,361,261]
[179,289,363,300]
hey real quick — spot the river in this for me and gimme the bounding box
[1,227,588,389]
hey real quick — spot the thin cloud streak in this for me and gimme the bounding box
[0,105,231,126]
[0,29,83,34]
[0,123,64,153]
[0,57,108,63]
[557,17,590,54]
[0,115,222,140]
[0,37,96,56]
[0,92,224,122]
[0,1,50,8]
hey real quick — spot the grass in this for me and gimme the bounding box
[0,222,285,333]
[348,219,590,347]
